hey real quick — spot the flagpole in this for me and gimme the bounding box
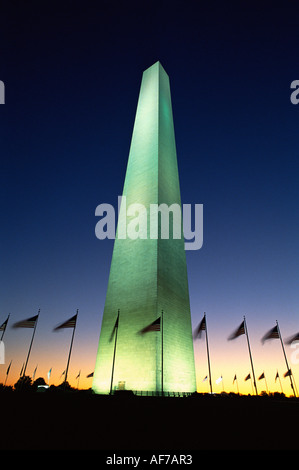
[23,309,40,378]
[264,373,269,395]
[275,370,283,393]
[236,376,239,395]
[77,370,81,389]
[278,374,283,393]
[276,320,297,397]
[161,310,164,396]
[32,364,38,382]
[48,368,52,386]
[250,376,254,395]
[244,316,258,396]
[1,314,10,341]
[110,309,120,395]
[233,375,239,394]
[204,313,213,394]
[64,310,78,387]
[4,359,12,386]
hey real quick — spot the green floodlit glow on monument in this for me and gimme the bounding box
[92,62,196,394]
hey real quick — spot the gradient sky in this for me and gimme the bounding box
[1,2,298,394]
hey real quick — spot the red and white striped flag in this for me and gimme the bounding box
[261,325,279,344]
[139,317,161,334]
[53,314,77,331]
[228,320,245,340]
[0,315,9,331]
[109,312,120,342]
[13,315,38,328]
[193,316,206,339]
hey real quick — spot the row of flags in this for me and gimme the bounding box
[194,314,299,396]
[201,369,291,394]
[0,310,95,386]
[0,312,78,332]
[109,311,297,395]
[2,309,299,393]
[202,370,291,384]
[194,317,299,345]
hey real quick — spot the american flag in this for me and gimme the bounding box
[228,320,245,340]
[261,324,279,344]
[13,314,38,328]
[0,316,9,331]
[193,315,206,339]
[54,313,77,331]
[6,360,12,376]
[275,371,279,382]
[109,312,119,342]
[140,317,161,334]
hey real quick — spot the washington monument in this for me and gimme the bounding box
[92,62,196,394]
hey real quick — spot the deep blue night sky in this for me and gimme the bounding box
[1,1,298,391]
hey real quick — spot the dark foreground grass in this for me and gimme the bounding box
[1,391,299,451]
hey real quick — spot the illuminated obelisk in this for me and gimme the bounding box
[92,62,196,394]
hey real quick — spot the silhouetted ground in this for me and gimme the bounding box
[1,390,299,451]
